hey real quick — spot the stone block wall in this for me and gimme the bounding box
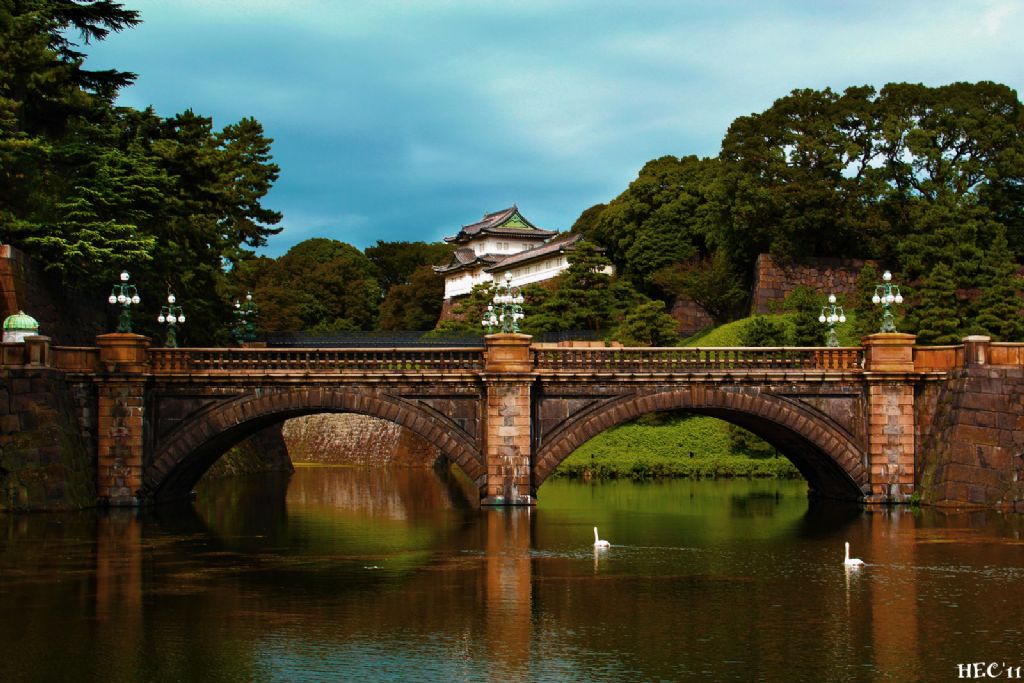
[669,297,714,337]
[664,253,875,338]
[751,253,875,314]
[204,423,294,478]
[918,366,1024,509]
[282,413,441,466]
[0,369,96,510]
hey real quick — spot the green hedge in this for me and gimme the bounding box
[552,413,801,481]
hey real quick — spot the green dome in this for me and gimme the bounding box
[3,310,39,331]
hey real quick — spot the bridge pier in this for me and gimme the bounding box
[863,333,917,504]
[481,334,535,506]
[95,334,149,506]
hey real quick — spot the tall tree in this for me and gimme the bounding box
[853,263,883,338]
[0,2,284,344]
[908,264,961,344]
[0,0,146,277]
[785,286,826,346]
[612,300,679,346]
[583,155,715,287]
[971,229,1024,341]
[716,85,884,266]
[522,241,619,335]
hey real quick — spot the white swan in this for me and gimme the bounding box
[844,542,864,567]
[593,527,610,548]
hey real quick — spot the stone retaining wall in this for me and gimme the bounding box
[204,424,293,479]
[918,366,1024,509]
[751,253,874,314]
[0,368,96,510]
[669,297,714,337]
[282,413,441,466]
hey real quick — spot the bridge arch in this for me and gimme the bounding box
[142,387,484,503]
[533,387,867,501]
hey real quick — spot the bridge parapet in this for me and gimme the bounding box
[1,336,52,368]
[913,345,964,372]
[912,340,1024,372]
[532,345,863,373]
[148,346,485,374]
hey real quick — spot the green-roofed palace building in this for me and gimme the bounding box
[433,205,586,301]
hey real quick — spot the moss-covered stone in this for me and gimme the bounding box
[203,423,293,480]
[0,370,95,511]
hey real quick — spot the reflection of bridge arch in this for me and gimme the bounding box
[142,387,484,503]
[533,387,866,501]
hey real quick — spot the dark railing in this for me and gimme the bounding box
[535,329,606,344]
[262,331,485,348]
[149,347,485,374]
[533,346,864,372]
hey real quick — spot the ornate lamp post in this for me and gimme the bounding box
[818,293,846,347]
[157,293,186,348]
[871,270,904,333]
[232,291,258,344]
[107,271,140,333]
[481,272,525,334]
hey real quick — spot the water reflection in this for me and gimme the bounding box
[1,469,1023,681]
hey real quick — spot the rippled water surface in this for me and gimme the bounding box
[2,466,1023,682]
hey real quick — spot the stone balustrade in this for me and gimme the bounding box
[533,345,864,372]
[148,346,485,374]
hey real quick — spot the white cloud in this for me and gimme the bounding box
[972,0,1022,37]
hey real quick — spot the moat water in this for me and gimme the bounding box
[2,466,1023,682]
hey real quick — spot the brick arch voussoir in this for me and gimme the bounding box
[533,387,865,493]
[144,387,483,500]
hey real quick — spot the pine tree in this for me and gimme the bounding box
[972,230,1024,341]
[853,264,883,337]
[910,264,961,344]
[612,300,680,346]
[739,316,790,347]
[785,285,826,346]
[521,241,616,335]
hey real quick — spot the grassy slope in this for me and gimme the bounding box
[554,413,800,480]
[681,311,862,347]
[552,311,863,480]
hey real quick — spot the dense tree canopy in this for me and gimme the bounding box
[367,240,452,330]
[240,239,380,332]
[378,264,447,330]
[1,1,282,344]
[575,81,1024,343]
[575,155,715,290]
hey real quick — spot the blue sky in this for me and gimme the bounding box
[84,0,1024,256]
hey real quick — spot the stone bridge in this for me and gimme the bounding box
[6,332,1024,508]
